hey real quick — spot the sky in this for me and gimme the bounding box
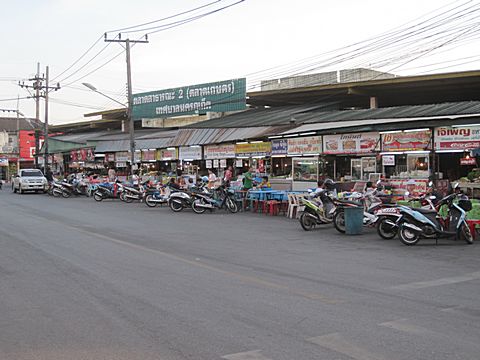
[1,0,479,124]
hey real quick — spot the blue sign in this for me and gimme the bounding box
[271,139,288,155]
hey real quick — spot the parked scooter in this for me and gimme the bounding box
[397,183,473,245]
[120,180,149,203]
[298,189,336,231]
[144,184,170,207]
[191,184,238,214]
[93,180,124,201]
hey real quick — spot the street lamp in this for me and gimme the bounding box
[82,82,136,177]
[82,83,127,108]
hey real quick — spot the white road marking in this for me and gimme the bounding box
[307,333,387,360]
[390,271,480,290]
[222,350,273,360]
[379,319,430,335]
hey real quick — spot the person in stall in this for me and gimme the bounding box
[259,176,271,189]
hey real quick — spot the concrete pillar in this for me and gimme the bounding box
[370,96,378,109]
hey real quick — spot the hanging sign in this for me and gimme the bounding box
[220,159,227,168]
[235,159,243,168]
[206,160,212,169]
[0,158,8,167]
[382,130,431,151]
[179,146,202,160]
[235,142,271,157]
[382,155,395,166]
[105,153,115,162]
[204,144,235,159]
[434,126,480,150]
[213,159,219,168]
[323,132,379,154]
[156,149,177,161]
[271,139,288,155]
[287,136,322,155]
[460,157,476,165]
[70,150,78,161]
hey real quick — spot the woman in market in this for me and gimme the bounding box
[207,169,217,189]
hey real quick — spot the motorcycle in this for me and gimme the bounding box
[397,186,473,245]
[332,187,387,233]
[120,180,149,203]
[93,180,124,201]
[298,189,336,231]
[144,184,170,207]
[375,181,439,240]
[59,177,89,198]
[191,184,239,214]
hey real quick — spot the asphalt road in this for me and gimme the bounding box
[1,189,479,360]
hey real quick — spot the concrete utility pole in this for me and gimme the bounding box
[19,64,60,170]
[104,33,148,178]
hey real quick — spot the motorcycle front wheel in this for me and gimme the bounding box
[93,191,104,202]
[333,210,346,233]
[377,216,398,239]
[169,199,184,212]
[399,225,420,246]
[61,189,71,198]
[459,222,474,244]
[300,212,316,231]
[192,198,207,214]
[145,194,158,208]
[226,196,239,213]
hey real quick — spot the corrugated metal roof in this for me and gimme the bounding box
[94,140,130,152]
[185,103,338,128]
[185,101,480,129]
[168,126,291,146]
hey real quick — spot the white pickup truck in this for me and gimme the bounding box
[12,168,48,194]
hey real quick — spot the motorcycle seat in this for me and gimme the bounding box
[336,199,362,206]
[414,208,437,215]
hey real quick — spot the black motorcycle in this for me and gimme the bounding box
[191,185,238,214]
[93,181,124,201]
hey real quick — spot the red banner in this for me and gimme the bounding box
[460,157,476,165]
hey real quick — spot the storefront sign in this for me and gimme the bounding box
[271,139,288,155]
[287,136,322,155]
[156,149,177,161]
[235,142,272,157]
[142,150,156,161]
[382,155,395,166]
[434,126,480,150]
[382,130,431,151]
[179,146,202,160]
[116,162,127,168]
[204,144,235,159]
[460,157,476,165]
[323,132,379,154]
[0,158,8,167]
[116,151,130,162]
[388,179,429,196]
[133,78,246,119]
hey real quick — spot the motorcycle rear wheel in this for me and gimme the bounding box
[399,225,420,246]
[377,216,398,240]
[300,212,316,231]
[333,210,346,233]
[61,190,71,198]
[459,223,474,244]
[121,192,133,203]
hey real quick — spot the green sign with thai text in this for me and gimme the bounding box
[132,78,246,119]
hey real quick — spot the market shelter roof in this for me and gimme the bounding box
[281,101,480,135]
[169,126,292,146]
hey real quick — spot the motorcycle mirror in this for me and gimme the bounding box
[428,181,433,187]
[452,182,459,189]
[429,195,436,200]
[405,191,410,196]
[376,180,381,185]
[307,189,313,193]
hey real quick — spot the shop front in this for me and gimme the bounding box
[156,148,178,181]
[204,144,236,178]
[287,135,322,190]
[178,146,202,177]
[434,126,480,181]
[234,141,272,177]
[380,129,432,180]
[140,149,158,175]
[323,132,380,182]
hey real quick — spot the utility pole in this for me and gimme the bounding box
[104,33,148,178]
[19,64,60,170]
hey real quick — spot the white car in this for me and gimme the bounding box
[12,169,48,194]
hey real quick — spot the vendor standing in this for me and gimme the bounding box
[242,167,254,191]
